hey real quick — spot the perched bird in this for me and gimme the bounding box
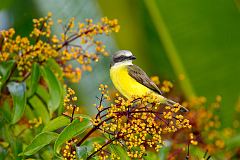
[110,50,188,112]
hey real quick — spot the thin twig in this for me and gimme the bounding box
[70,105,76,122]
[57,28,94,51]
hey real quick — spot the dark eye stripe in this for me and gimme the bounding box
[113,55,127,63]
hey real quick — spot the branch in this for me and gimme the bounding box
[56,28,94,51]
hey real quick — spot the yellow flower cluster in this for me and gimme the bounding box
[0,14,58,76]
[93,85,191,159]
[150,76,160,85]
[0,13,120,82]
[150,76,173,93]
[30,12,53,38]
[98,84,111,101]
[54,16,119,82]
[63,88,80,117]
[62,139,78,160]
[0,28,15,61]
[62,85,239,159]
[161,80,173,93]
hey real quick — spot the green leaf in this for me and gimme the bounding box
[20,128,34,145]
[7,82,26,124]
[0,100,12,123]
[75,137,106,159]
[54,117,92,154]
[28,63,40,97]
[0,147,8,159]
[0,60,15,91]
[143,145,170,160]
[143,152,158,160]
[40,146,54,159]
[19,132,58,156]
[82,137,105,152]
[76,145,88,159]
[41,65,62,114]
[109,144,130,160]
[28,95,50,124]
[46,58,63,78]
[24,105,36,120]
[36,84,50,103]
[13,138,23,160]
[42,116,70,132]
[73,114,92,120]
[158,145,170,160]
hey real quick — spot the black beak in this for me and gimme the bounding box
[130,55,136,60]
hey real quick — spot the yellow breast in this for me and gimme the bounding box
[110,65,152,99]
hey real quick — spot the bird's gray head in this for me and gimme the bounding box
[111,50,136,67]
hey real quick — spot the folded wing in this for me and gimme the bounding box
[127,64,162,95]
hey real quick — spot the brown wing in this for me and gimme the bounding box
[127,65,162,95]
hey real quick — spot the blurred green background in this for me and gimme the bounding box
[1,0,240,128]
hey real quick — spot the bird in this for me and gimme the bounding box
[110,50,188,112]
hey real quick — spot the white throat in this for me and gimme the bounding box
[111,60,133,68]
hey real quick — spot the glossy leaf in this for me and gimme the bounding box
[19,132,58,156]
[82,137,105,152]
[143,152,158,160]
[42,116,70,132]
[46,58,63,79]
[54,117,92,154]
[13,138,23,160]
[24,105,36,120]
[142,145,170,160]
[46,59,65,116]
[76,145,88,160]
[158,145,171,160]
[73,114,92,120]
[0,101,12,123]
[40,147,54,159]
[36,84,50,104]
[41,65,62,114]
[0,60,15,91]
[7,82,26,124]
[28,95,50,124]
[28,63,40,97]
[109,144,130,160]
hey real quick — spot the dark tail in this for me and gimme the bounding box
[166,99,189,112]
